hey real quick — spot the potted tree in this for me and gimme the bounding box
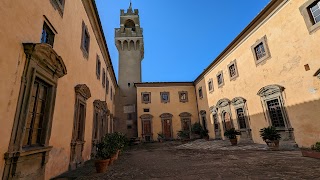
[200,129,209,140]
[224,128,241,145]
[260,126,281,150]
[191,122,202,139]
[94,134,117,173]
[301,142,320,159]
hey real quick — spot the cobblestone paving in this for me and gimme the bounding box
[53,141,320,180]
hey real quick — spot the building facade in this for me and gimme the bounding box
[0,0,117,179]
[114,4,144,138]
[135,0,320,148]
[135,83,198,141]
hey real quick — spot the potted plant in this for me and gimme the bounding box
[177,130,190,142]
[94,134,117,173]
[224,128,241,145]
[157,133,165,142]
[301,142,320,159]
[260,126,281,150]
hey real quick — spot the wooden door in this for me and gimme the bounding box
[163,119,172,139]
[143,120,151,135]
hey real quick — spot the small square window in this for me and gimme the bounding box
[127,125,132,129]
[142,92,151,104]
[300,0,320,33]
[251,36,271,66]
[160,92,170,103]
[96,55,101,79]
[41,22,55,47]
[143,108,150,112]
[179,91,188,103]
[228,60,239,80]
[81,21,90,58]
[198,87,203,99]
[208,79,213,92]
[217,71,224,87]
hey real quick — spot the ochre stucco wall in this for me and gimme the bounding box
[136,85,198,140]
[195,0,320,147]
[0,0,117,179]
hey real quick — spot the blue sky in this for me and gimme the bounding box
[96,0,270,82]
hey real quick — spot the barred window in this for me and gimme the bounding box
[266,99,285,127]
[254,43,266,60]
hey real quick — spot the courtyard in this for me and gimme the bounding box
[54,140,320,180]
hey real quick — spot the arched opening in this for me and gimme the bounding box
[124,19,136,31]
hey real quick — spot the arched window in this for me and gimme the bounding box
[125,19,135,31]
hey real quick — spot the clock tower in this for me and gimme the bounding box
[115,2,144,137]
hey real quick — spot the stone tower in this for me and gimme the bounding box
[115,2,144,138]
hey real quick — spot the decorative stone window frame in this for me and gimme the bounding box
[141,92,151,104]
[96,55,101,80]
[3,43,67,179]
[198,87,203,99]
[216,71,225,88]
[257,84,294,140]
[227,60,239,81]
[179,112,192,131]
[140,114,153,141]
[160,113,174,140]
[300,0,320,34]
[160,92,170,103]
[178,91,188,103]
[231,97,250,131]
[80,21,90,59]
[251,35,271,66]
[50,0,65,17]
[216,98,234,133]
[92,100,109,155]
[208,78,214,93]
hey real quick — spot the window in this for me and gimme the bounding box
[208,79,213,92]
[266,99,285,128]
[257,85,293,139]
[217,71,224,87]
[141,92,151,103]
[23,78,51,147]
[179,112,192,132]
[160,92,170,103]
[300,0,320,33]
[228,60,239,80]
[50,0,65,16]
[5,43,67,179]
[41,22,55,47]
[106,77,109,94]
[81,21,90,58]
[198,87,203,99]
[110,88,113,100]
[96,55,101,79]
[178,91,188,103]
[127,125,132,129]
[251,35,271,65]
[143,108,150,112]
[102,68,106,87]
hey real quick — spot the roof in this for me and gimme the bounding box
[135,82,194,87]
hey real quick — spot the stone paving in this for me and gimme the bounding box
[53,140,320,180]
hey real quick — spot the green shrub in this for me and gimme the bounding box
[224,128,240,139]
[191,122,203,135]
[311,142,320,152]
[259,126,281,141]
[177,130,190,139]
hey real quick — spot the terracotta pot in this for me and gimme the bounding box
[230,138,238,146]
[301,149,320,159]
[109,154,117,165]
[95,159,110,173]
[266,140,279,150]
